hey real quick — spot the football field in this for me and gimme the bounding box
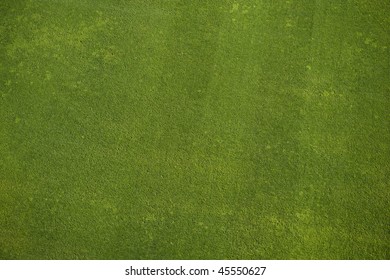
[0,0,389,259]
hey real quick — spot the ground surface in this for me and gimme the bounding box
[0,0,389,259]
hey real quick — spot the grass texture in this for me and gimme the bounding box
[0,0,389,259]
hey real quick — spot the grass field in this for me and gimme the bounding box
[0,0,389,259]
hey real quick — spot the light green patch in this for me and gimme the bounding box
[230,3,239,13]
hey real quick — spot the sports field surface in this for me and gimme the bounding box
[1,0,389,259]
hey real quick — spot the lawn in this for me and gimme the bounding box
[0,0,389,259]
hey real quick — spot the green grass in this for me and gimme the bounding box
[0,0,389,259]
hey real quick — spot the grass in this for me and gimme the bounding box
[0,0,389,259]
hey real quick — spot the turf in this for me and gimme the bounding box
[0,0,389,259]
